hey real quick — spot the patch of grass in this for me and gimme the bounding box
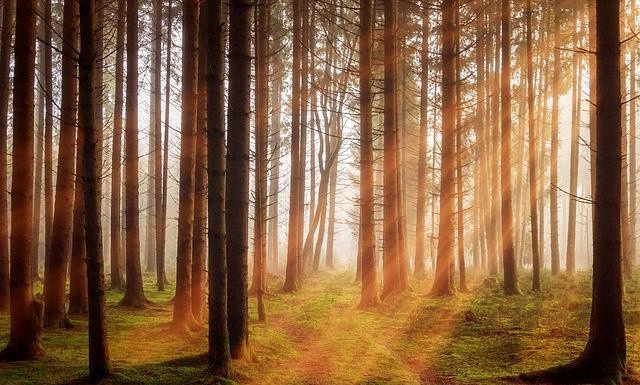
[2,270,640,384]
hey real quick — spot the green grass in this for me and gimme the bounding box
[1,270,640,384]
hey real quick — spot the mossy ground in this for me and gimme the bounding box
[1,270,640,384]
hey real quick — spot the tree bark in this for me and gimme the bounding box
[549,0,561,275]
[226,0,252,359]
[207,0,231,376]
[79,0,111,376]
[0,0,45,361]
[381,0,400,299]
[173,0,199,330]
[500,0,519,295]
[43,0,79,327]
[358,0,378,308]
[110,0,125,291]
[431,0,455,297]
[526,0,540,292]
[284,0,301,293]
[120,0,148,308]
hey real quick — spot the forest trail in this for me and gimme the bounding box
[3,271,640,385]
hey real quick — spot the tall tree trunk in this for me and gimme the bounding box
[173,0,199,330]
[78,0,111,376]
[152,0,163,285]
[431,0,455,297]
[120,0,148,308]
[381,0,400,299]
[253,0,269,322]
[283,0,301,292]
[226,0,251,359]
[110,0,125,291]
[157,0,172,291]
[630,3,637,274]
[145,0,159,274]
[207,0,231,376]
[454,2,466,291]
[297,0,308,283]
[566,14,581,275]
[0,0,45,360]
[0,0,13,312]
[549,0,561,275]
[500,0,519,295]
[414,5,429,279]
[43,0,53,278]
[522,3,626,381]
[43,0,78,328]
[588,0,597,233]
[358,0,378,308]
[192,0,207,323]
[526,0,540,292]
[488,17,501,277]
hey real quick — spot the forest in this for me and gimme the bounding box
[0,0,637,384]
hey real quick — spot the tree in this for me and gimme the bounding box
[526,0,540,292]
[192,0,208,322]
[522,1,626,382]
[226,0,252,359]
[120,0,148,308]
[173,0,199,330]
[43,0,79,328]
[381,0,401,299]
[43,0,53,274]
[0,0,14,312]
[110,0,125,291]
[431,0,455,297]
[500,0,519,295]
[549,0,561,275]
[414,4,429,279]
[0,0,44,361]
[253,0,269,322]
[207,0,231,376]
[358,0,378,308]
[157,0,173,291]
[79,0,111,376]
[283,0,301,293]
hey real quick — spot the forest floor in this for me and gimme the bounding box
[2,270,640,385]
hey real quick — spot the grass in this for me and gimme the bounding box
[1,270,640,384]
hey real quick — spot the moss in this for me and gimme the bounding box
[1,271,640,384]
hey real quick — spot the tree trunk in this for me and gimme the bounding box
[566,14,581,275]
[253,0,269,322]
[192,0,207,323]
[206,0,231,376]
[0,0,44,361]
[500,0,519,295]
[381,0,400,299]
[283,0,301,293]
[0,0,12,312]
[526,0,540,292]
[358,0,378,308]
[43,0,78,328]
[157,0,172,291]
[549,1,561,275]
[120,0,148,308]
[110,0,125,291]
[226,0,251,359]
[78,0,111,376]
[173,0,199,330]
[454,2,466,292]
[43,0,53,288]
[431,0,455,297]
[414,5,429,279]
